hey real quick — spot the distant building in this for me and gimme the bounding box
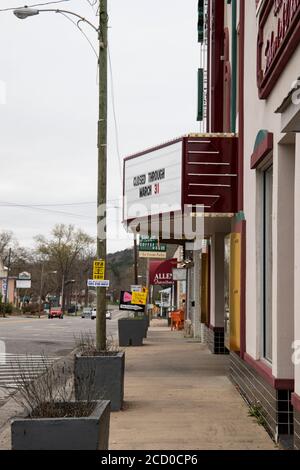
[0,258,16,304]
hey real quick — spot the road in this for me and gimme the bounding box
[0,309,124,356]
[0,309,125,406]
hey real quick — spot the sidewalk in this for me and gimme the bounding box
[0,325,277,450]
[110,326,277,450]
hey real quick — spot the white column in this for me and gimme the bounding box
[294,135,300,395]
[210,233,226,328]
[272,143,295,379]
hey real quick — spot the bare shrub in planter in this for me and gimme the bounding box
[74,333,125,412]
[10,354,110,450]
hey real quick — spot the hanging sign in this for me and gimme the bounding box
[149,259,177,286]
[93,260,105,281]
[87,279,110,288]
[119,291,145,312]
[139,237,167,259]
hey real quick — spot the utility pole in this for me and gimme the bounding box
[4,248,11,306]
[96,0,108,351]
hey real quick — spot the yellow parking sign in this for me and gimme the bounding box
[93,260,105,281]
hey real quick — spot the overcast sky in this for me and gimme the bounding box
[0,0,199,253]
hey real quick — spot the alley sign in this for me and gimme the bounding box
[139,237,167,260]
[87,279,110,288]
[93,260,105,281]
[149,259,177,286]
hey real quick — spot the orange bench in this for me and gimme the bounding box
[171,310,185,331]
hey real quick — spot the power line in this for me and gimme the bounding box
[58,11,99,60]
[0,201,96,207]
[0,197,122,207]
[0,0,71,12]
[108,42,123,182]
[85,0,98,15]
[0,201,94,220]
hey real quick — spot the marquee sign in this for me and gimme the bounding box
[123,140,182,220]
[257,0,300,99]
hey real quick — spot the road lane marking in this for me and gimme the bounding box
[0,353,60,405]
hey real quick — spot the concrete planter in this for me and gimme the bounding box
[118,318,145,347]
[142,315,149,338]
[74,352,125,412]
[11,400,110,450]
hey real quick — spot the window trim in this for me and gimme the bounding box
[261,164,273,364]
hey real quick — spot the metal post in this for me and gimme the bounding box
[4,248,11,305]
[38,263,44,318]
[134,234,138,285]
[96,0,108,351]
[61,273,65,313]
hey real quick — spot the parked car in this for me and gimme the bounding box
[91,309,112,320]
[68,306,76,314]
[48,307,63,319]
[81,307,92,319]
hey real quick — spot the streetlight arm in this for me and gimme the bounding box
[14,8,99,34]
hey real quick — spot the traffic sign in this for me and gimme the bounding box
[93,260,105,281]
[87,279,110,288]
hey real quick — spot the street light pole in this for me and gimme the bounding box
[12,3,108,349]
[96,0,108,352]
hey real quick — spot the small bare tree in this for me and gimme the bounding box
[10,354,96,418]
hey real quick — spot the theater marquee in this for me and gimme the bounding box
[123,140,182,220]
[123,134,238,225]
[257,0,300,99]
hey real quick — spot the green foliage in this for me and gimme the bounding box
[248,402,267,427]
[0,302,13,314]
[4,303,13,314]
[22,303,40,314]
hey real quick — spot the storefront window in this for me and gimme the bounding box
[262,165,273,363]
